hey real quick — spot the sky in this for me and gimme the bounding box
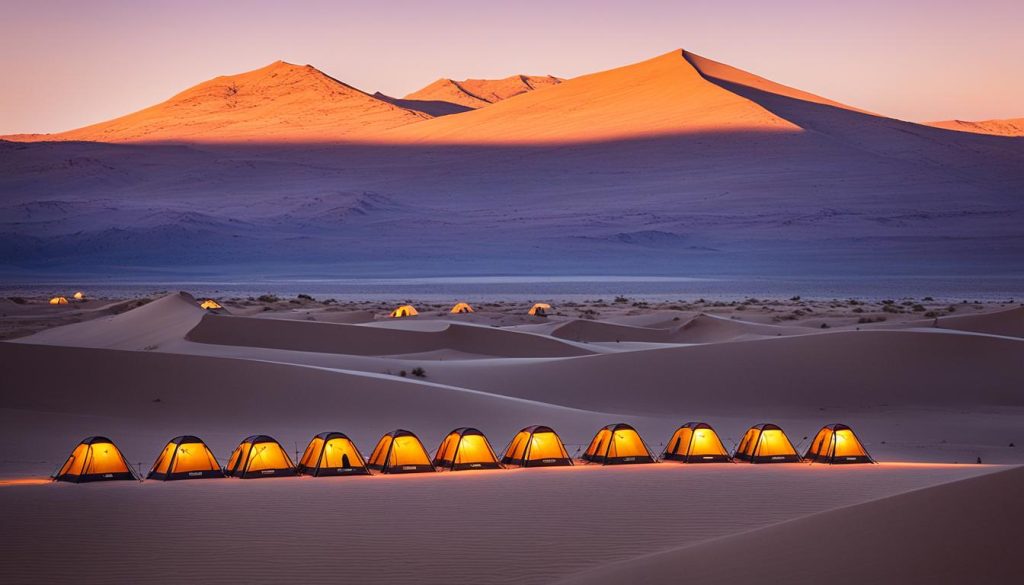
[2,0,1022,134]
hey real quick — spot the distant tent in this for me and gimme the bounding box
[450,302,474,314]
[224,435,295,478]
[199,299,223,310]
[390,305,419,318]
[433,427,502,471]
[73,291,85,301]
[734,423,801,463]
[663,422,731,463]
[528,303,551,316]
[367,429,435,473]
[147,435,224,480]
[53,436,138,483]
[501,425,573,467]
[49,296,69,305]
[582,423,656,464]
[804,424,874,464]
[296,432,370,476]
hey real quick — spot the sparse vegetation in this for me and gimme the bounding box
[614,295,629,304]
[257,294,279,303]
[411,367,426,378]
[297,294,314,301]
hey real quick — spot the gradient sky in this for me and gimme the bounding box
[2,0,1022,134]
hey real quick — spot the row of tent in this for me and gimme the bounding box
[52,422,873,483]
[197,299,552,317]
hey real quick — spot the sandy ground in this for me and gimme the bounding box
[1,291,1021,583]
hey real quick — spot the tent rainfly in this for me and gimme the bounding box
[433,427,502,471]
[199,299,223,310]
[367,429,435,473]
[501,425,573,467]
[804,424,874,464]
[662,422,732,463]
[582,423,656,465]
[297,432,370,476]
[49,296,69,305]
[147,435,224,480]
[528,303,551,316]
[73,291,85,300]
[734,423,801,463]
[450,302,474,314]
[53,436,138,483]
[225,435,296,478]
[390,305,419,318]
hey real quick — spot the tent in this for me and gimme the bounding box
[662,422,732,463]
[734,423,801,463]
[53,436,138,483]
[73,291,85,301]
[528,303,551,316]
[433,427,502,471]
[224,435,296,478]
[390,305,419,318]
[49,296,69,305]
[804,424,874,464]
[582,423,656,464]
[367,429,435,473]
[296,432,370,476]
[501,425,573,467]
[199,299,223,310]
[450,302,474,314]
[147,435,224,480]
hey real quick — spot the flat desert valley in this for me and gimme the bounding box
[1,292,1021,584]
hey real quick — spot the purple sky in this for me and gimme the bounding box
[2,0,1022,134]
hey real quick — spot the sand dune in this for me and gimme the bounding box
[185,313,592,358]
[11,61,428,143]
[556,465,1024,585]
[931,305,1024,338]
[17,292,205,350]
[404,75,563,110]
[927,117,1024,137]
[424,329,1024,414]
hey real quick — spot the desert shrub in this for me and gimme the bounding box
[735,304,747,311]
[257,294,279,303]
[7,297,26,304]
[912,304,926,312]
[947,305,957,312]
[614,295,629,304]
[399,370,407,377]
[852,307,864,313]
[297,294,314,301]
[882,304,900,314]
[924,311,939,318]
[881,299,895,305]
[411,367,426,378]
[923,296,934,301]
[820,322,829,328]
[790,295,801,301]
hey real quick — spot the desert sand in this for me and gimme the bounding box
[1,291,1021,583]
[927,117,1024,137]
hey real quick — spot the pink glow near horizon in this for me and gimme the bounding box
[1,0,1022,135]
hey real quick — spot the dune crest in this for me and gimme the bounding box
[13,61,428,143]
[404,74,563,110]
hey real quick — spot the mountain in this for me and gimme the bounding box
[404,75,562,109]
[926,117,1024,137]
[8,61,428,143]
[2,49,1022,279]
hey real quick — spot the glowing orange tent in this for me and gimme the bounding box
[367,429,435,473]
[528,303,551,316]
[450,302,474,314]
[49,296,69,305]
[199,299,223,310]
[390,305,419,318]
[804,424,874,464]
[73,291,85,300]
[501,425,573,467]
[582,423,656,464]
[663,422,731,463]
[433,427,502,471]
[147,435,224,480]
[225,435,295,478]
[734,423,801,463]
[296,432,369,476]
[53,436,138,483]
